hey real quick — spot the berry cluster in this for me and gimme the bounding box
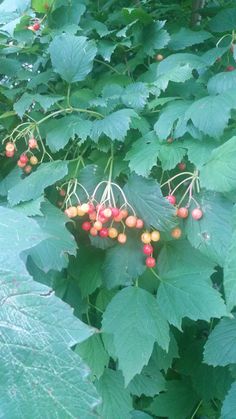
[166,194,203,221]
[4,138,39,175]
[141,231,160,268]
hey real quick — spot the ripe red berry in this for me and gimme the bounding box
[136,219,144,229]
[146,257,156,268]
[24,165,32,174]
[28,138,38,149]
[82,221,91,231]
[89,211,97,221]
[5,150,15,158]
[177,207,189,219]
[33,22,40,31]
[117,233,127,244]
[166,195,176,205]
[90,226,98,236]
[143,244,153,255]
[226,65,235,71]
[17,159,26,168]
[5,142,15,152]
[125,215,137,228]
[191,208,203,220]
[20,154,28,164]
[87,203,95,214]
[99,227,109,238]
[98,214,109,224]
[111,207,120,217]
[178,162,186,171]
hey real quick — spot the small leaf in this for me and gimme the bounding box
[222,382,236,419]
[169,28,212,50]
[91,109,138,142]
[125,132,160,177]
[204,317,236,367]
[76,334,109,379]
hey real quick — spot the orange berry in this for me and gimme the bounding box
[94,221,103,231]
[141,232,151,244]
[120,209,128,219]
[151,230,160,242]
[89,211,97,221]
[77,206,86,217]
[103,208,112,218]
[24,165,32,174]
[64,207,77,218]
[171,227,182,239]
[118,233,127,244]
[30,156,38,165]
[177,207,189,219]
[80,203,90,213]
[108,227,118,239]
[125,215,137,228]
[90,227,98,236]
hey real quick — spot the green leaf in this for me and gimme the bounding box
[204,317,236,367]
[28,201,77,272]
[12,196,44,216]
[222,382,236,419]
[169,28,212,50]
[150,333,179,373]
[96,369,132,419]
[185,191,233,265]
[157,241,226,329]
[124,174,177,231]
[209,8,236,32]
[184,138,216,167]
[154,101,189,140]
[32,0,54,12]
[185,95,233,137]
[141,21,170,56]
[102,286,169,384]
[45,115,92,152]
[121,82,149,110]
[158,142,186,170]
[0,57,20,76]
[49,34,97,83]
[224,213,236,311]
[14,93,64,119]
[131,412,152,419]
[200,137,236,192]
[91,109,138,142]
[102,235,146,289]
[76,334,109,379]
[128,364,166,397]
[8,161,68,206]
[208,71,236,95]
[125,131,160,177]
[149,379,199,419]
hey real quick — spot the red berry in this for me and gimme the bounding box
[226,65,235,71]
[166,195,176,205]
[191,208,203,220]
[143,244,153,255]
[94,221,103,231]
[87,203,95,214]
[5,150,14,158]
[146,257,156,268]
[178,162,186,171]
[99,227,109,238]
[20,154,28,164]
[28,138,38,149]
[59,189,66,197]
[33,22,40,31]
[89,211,97,221]
[82,221,91,231]
[90,227,98,236]
[17,160,26,168]
[24,165,32,174]
[177,207,189,219]
[111,207,120,217]
[136,219,144,229]
[98,214,109,224]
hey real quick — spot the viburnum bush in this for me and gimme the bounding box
[1,0,236,417]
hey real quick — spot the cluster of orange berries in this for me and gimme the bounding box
[4,138,39,174]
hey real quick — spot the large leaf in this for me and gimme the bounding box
[222,382,236,419]
[125,131,160,177]
[76,334,109,379]
[154,101,189,140]
[208,71,236,95]
[200,137,236,192]
[124,174,177,231]
[49,34,97,83]
[169,28,211,50]
[102,286,169,384]
[157,241,226,329]
[14,93,64,119]
[204,317,236,367]
[96,369,132,419]
[28,201,77,272]
[185,191,233,266]
[91,109,138,142]
[8,161,68,206]
[209,8,236,32]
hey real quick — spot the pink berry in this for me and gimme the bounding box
[20,154,28,164]
[166,195,176,205]
[136,218,144,229]
[146,257,156,268]
[28,138,38,149]
[82,221,91,231]
[111,207,120,217]
[191,208,203,220]
[99,227,109,238]
[143,244,153,255]
[226,65,235,71]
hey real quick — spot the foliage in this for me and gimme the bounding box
[1,0,236,417]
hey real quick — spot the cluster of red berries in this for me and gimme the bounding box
[4,138,39,174]
[140,230,160,268]
[166,195,203,221]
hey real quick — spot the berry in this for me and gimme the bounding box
[191,208,203,220]
[167,137,174,143]
[80,203,90,213]
[99,227,109,238]
[89,211,97,221]
[5,150,15,158]
[98,214,109,224]
[226,65,235,71]
[166,195,176,205]
[120,209,128,219]
[103,208,112,218]
[171,227,182,239]
[77,206,85,217]
[24,165,32,174]
[146,257,156,268]
[20,154,28,164]
[5,142,15,152]
[30,156,38,165]
[117,233,127,244]
[141,232,151,244]
[90,226,98,236]
[111,207,120,217]
[151,230,160,242]
[143,244,153,255]
[59,188,66,197]
[33,22,40,31]
[65,206,77,218]
[28,138,38,149]
[96,204,105,213]
[82,221,91,231]
[156,54,164,61]
[125,215,137,228]
[108,227,118,238]
[113,212,124,222]
[177,207,189,219]
[94,220,103,231]
[178,162,186,171]
[87,203,95,214]
[17,159,26,168]
[136,218,144,229]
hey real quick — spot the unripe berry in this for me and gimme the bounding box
[5,142,15,152]
[166,195,176,205]
[65,206,77,218]
[28,138,38,149]
[191,208,203,220]
[24,165,32,174]
[143,244,153,255]
[125,215,137,228]
[151,230,160,242]
[178,162,186,171]
[156,54,164,61]
[17,159,26,168]
[103,208,112,218]
[82,221,91,231]
[89,211,97,221]
[30,156,38,165]
[171,227,182,239]
[77,206,85,217]
[80,203,90,213]
[87,203,95,214]
[117,233,127,244]
[90,227,98,236]
[59,188,66,197]
[141,232,151,244]
[120,209,128,219]
[177,207,189,219]
[94,221,103,231]
[146,257,156,268]
[108,227,118,239]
